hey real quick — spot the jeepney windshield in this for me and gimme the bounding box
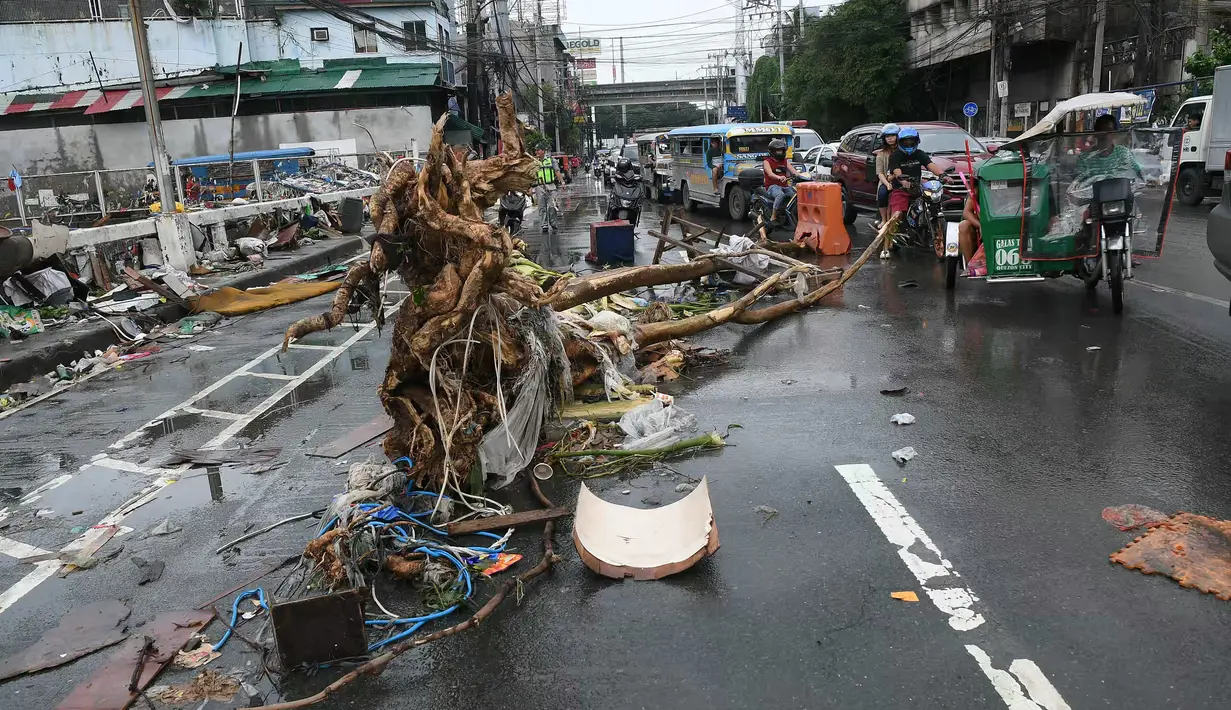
[727,135,780,155]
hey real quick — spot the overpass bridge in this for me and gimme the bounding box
[581,77,736,107]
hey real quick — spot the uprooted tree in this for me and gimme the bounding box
[282,92,886,493]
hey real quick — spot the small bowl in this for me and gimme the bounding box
[533,462,554,480]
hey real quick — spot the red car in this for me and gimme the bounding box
[830,121,989,223]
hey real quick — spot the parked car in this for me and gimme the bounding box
[831,122,989,224]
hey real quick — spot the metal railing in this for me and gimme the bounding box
[2,151,418,229]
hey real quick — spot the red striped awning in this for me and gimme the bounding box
[83,85,194,115]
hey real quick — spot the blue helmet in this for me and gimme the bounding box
[880,123,900,137]
[898,126,920,155]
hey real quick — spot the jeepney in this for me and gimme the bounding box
[667,123,795,221]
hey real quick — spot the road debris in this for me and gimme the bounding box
[1102,504,1169,531]
[165,446,282,467]
[149,669,239,705]
[880,385,908,396]
[145,518,182,537]
[891,591,920,602]
[0,601,130,681]
[57,609,213,710]
[1111,512,1231,600]
[131,556,165,585]
[172,639,219,669]
[890,413,916,425]
[675,483,696,493]
[269,589,368,668]
[1086,346,1102,351]
[891,446,918,463]
[752,505,779,523]
[573,477,719,580]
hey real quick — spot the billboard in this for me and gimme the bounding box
[576,57,597,85]
[566,38,603,56]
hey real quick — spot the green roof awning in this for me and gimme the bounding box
[182,61,439,99]
[445,113,485,141]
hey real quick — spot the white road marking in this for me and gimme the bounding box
[834,463,985,631]
[241,371,299,381]
[1131,279,1228,308]
[0,304,397,616]
[835,464,1071,710]
[966,645,1071,710]
[0,537,61,615]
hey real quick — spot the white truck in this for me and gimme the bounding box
[1168,70,1231,205]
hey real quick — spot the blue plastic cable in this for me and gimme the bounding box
[215,588,267,651]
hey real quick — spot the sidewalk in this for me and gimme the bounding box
[0,234,369,390]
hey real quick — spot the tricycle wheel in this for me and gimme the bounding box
[1109,251,1125,315]
[945,255,959,289]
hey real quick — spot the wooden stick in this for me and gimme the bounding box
[445,507,571,536]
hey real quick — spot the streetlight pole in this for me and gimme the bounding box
[776,0,785,97]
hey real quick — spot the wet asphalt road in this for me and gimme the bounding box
[1,177,1230,709]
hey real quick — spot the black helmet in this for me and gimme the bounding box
[616,158,634,174]
[768,138,787,159]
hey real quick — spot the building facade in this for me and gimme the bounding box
[906,0,1214,135]
[0,0,468,175]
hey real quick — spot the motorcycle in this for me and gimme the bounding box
[743,171,812,233]
[498,191,527,235]
[891,171,951,258]
[606,170,644,227]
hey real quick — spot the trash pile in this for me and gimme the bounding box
[277,162,381,194]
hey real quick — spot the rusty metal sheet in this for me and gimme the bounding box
[56,609,214,710]
[1111,512,1231,600]
[270,589,367,668]
[0,601,130,681]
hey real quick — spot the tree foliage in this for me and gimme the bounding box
[1183,29,1231,79]
[784,0,909,137]
[747,56,782,123]
[524,128,551,153]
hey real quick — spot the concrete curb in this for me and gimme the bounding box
[0,235,368,391]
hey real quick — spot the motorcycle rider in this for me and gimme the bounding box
[533,148,562,232]
[762,138,803,224]
[886,126,948,257]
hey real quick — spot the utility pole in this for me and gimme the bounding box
[533,0,545,139]
[619,37,626,140]
[776,0,785,97]
[127,0,190,269]
[1091,0,1106,92]
[128,0,174,211]
[466,0,480,131]
[987,4,998,136]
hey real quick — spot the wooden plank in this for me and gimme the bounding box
[446,507,572,536]
[121,266,180,303]
[648,230,771,283]
[56,609,213,710]
[307,413,394,458]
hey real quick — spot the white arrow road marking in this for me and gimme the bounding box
[835,464,1071,710]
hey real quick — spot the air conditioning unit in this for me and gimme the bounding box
[311,28,330,42]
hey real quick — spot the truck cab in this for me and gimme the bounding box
[1169,93,1226,205]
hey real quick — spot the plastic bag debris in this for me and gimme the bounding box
[1101,504,1169,531]
[145,519,181,537]
[236,237,268,257]
[619,398,698,451]
[675,483,696,493]
[891,446,917,463]
[711,235,770,285]
[752,505,779,522]
[890,413,916,425]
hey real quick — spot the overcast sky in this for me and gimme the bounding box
[558,0,752,84]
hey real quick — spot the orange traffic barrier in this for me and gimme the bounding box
[793,181,850,255]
